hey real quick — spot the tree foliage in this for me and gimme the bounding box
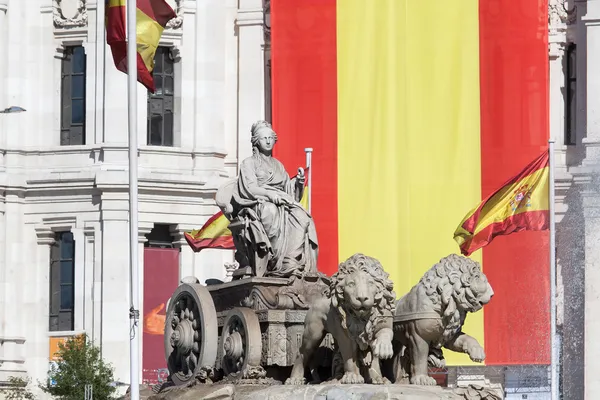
[0,376,36,400]
[40,335,116,400]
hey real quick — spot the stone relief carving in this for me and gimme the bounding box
[452,384,503,400]
[391,254,494,386]
[286,253,396,385]
[166,0,184,29]
[53,0,87,28]
[549,0,575,29]
[241,276,329,311]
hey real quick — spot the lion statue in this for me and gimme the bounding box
[285,253,396,385]
[391,254,494,385]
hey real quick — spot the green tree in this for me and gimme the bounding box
[40,335,116,400]
[0,376,36,400]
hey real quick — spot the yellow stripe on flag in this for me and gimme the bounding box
[300,187,309,210]
[108,0,125,7]
[194,214,231,240]
[336,0,483,366]
[136,8,164,71]
[474,167,549,235]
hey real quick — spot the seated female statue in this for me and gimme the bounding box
[225,120,318,278]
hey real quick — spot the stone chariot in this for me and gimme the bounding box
[163,120,330,386]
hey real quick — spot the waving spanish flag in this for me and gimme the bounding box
[105,0,176,93]
[454,151,550,257]
[185,170,310,252]
[184,212,234,252]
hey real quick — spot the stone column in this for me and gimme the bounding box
[83,224,99,341]
[582,7,600,162]
[575,172,600,399]
[235,0,265,162]
[27,226,56,385]
[170,225,192,280]
[549,38,567,166]
[224,0,240,177]
[99,213,131,384]
[72,227,86,332]
[178,2,197,149]
[4,0,28,150]
[0,0,8,165]
[0,190,6,341]
[191,0,228,173]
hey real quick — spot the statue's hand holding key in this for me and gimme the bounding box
[297,167,305,186]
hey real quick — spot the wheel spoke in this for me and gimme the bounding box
[189,353,197,372]
[165,284,217,386]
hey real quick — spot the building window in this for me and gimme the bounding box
[147,47,174,146]
[61,46,86,146]
[565,43,576,146]
[49,232,75,332]
[145,224,174,248]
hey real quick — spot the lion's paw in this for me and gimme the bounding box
[467,345,486,363]
[372,338,394,360]
[369,374,390,385]
[410,375,437,386]
[285,377,306,385]
[340,372,364,384]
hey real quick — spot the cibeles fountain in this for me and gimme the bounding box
[154,121,502,400]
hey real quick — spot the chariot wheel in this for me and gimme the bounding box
[164,283,218,386]
[220,307,262,375]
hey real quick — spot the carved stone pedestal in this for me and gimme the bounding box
[148,383,501,400]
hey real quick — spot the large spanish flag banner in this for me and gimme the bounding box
[271,0,549,366]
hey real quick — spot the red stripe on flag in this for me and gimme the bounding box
[106,41,156,92]
[271,0,338,276]
[137,0,177,27]
[479,0,550,365]
[106,4,126,43]
[464,210,550,257]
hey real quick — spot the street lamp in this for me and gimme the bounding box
[0,106,26,114]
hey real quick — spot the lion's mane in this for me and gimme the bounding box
[419,254,490,347]
[327,253,396,350]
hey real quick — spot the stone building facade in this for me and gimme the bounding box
[0,0,595,398]
[0,0,268,394]
[550,0,597,399]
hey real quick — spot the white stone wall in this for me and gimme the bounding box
[549,1,600,399]
[0,0,266,396]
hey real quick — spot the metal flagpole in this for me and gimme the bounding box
[126,1,140,400]
[548,139,559,400]
[304,148,313,214]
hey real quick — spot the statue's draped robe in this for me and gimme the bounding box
[232,153,318,277]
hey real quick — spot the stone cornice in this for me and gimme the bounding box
[139,223,153,243]
[2,144,227,158]
[235,8,263,27]
[35,226,56,245]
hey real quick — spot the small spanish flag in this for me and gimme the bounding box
[105,0,176,93]
[453,151,550,256]
[184,212,234,252]
[185,170,310,252]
